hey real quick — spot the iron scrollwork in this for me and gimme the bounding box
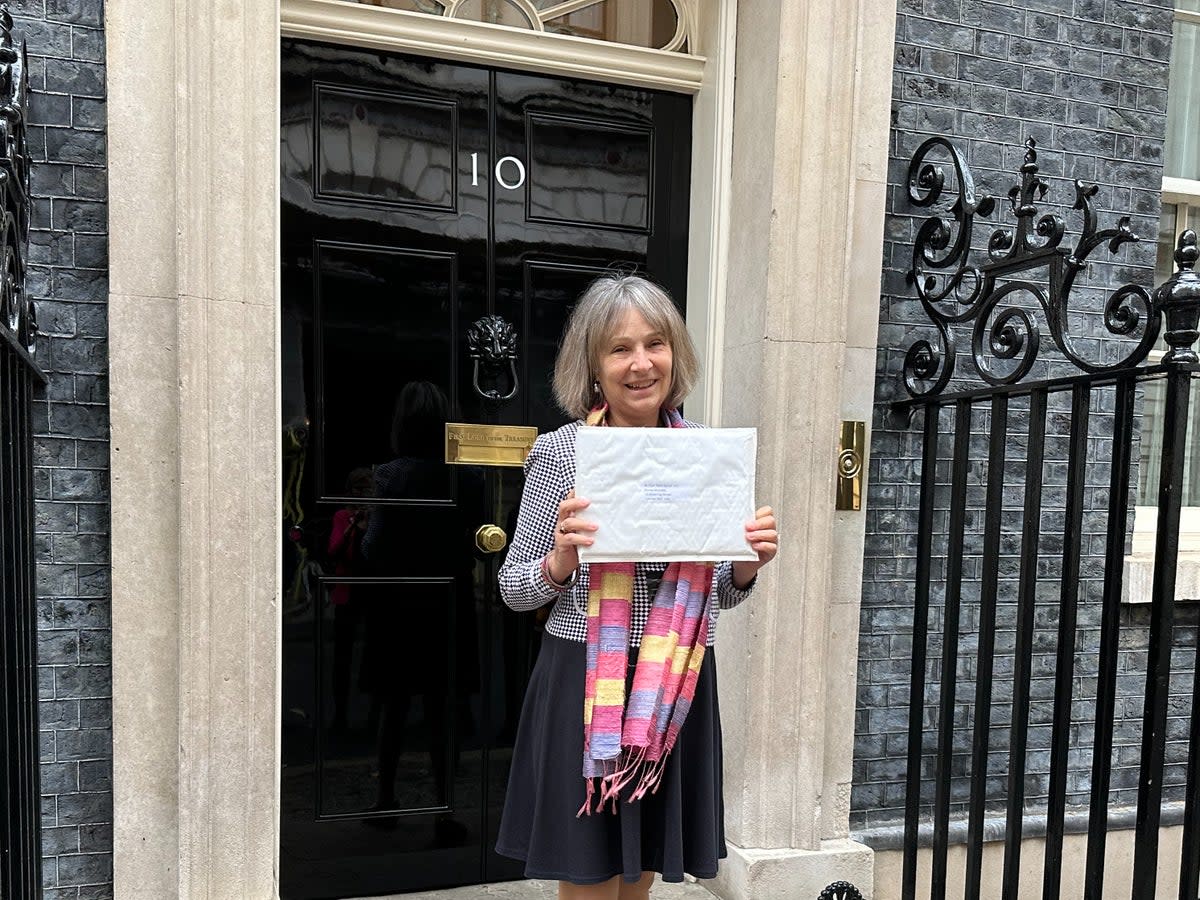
[467,314,519,401]
[902,137,1160,398]
[0,4,30,357]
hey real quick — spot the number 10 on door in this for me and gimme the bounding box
[471,153,526,190]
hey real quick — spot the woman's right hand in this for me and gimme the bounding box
[547,489,596,584]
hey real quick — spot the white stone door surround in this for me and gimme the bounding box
[105,1,895,897]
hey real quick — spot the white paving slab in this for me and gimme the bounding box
[352,877,716,899]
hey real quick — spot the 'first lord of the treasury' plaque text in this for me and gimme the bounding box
[445,423,538,467]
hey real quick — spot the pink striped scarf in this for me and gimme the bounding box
[579,404,715,815]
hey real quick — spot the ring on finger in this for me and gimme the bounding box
[559,523,570,535]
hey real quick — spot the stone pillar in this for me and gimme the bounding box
[107,1,280,897]
[709,1,895,897]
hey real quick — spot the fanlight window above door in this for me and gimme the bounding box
[355,0,696,53]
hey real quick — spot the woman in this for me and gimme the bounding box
[496,274,778,900]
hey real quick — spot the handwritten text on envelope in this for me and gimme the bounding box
[574,427,758,563]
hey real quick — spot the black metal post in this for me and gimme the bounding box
[0,342,43,900]
[13,349,26,897]
[20,355,39,896]
[1042,383,1090,900]
[1,345,41,900]
[0,348,11,900]
[1182,589,1200,900]
[1155,231,1200,900]
[903,405,941,900]
[1132,369,1191,900]
[931,399,972,900]
[1084,377,1136,900]
[965,396,1007,900]
[1001,388,1047,900]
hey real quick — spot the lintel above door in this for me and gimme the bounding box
[280,0,707,94]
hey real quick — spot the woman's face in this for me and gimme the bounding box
[596,307,673,427]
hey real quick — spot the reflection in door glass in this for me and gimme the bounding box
[315,243,456,500]
[317,86,458,209]
[527,114,652,231]
[317,578,461,817]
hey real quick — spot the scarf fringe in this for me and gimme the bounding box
[577,775,595,817]
[577,745,677,817]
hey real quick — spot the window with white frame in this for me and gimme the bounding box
[1130,0,1200,597]
[351,0,695,52]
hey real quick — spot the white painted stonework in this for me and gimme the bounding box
[107,0,281,897]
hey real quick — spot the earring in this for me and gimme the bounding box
[592,379,600,395]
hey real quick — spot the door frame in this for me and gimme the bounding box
[108,1,737,896]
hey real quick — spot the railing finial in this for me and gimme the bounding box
[1157,229,1200,364]
[818,881,864,900]
[1022,135,1038,169]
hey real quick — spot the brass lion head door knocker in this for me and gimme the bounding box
[467,314,519,401]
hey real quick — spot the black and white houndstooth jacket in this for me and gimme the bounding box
[497,419,756,646]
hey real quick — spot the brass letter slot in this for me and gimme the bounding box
[445,422,537,468]
[836,421,866,511]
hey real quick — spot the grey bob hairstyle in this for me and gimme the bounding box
[552,274,699,419]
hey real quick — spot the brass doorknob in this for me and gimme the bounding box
[475,524,507,554]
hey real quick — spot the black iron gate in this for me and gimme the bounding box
[0,10,41,900]
[894,138,1200,900]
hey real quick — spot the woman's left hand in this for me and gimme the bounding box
[732,506,777,589]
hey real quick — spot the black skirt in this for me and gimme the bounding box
[496,633,726,885]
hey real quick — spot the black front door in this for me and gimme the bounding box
[279,39,692,899]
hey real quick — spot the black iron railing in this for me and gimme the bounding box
[893,137,1200,900]
[0,6,41,899]
[1,313,42,900]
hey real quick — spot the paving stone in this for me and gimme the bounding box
[360,878,715,900]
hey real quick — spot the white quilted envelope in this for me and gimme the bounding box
[574,427,758,563]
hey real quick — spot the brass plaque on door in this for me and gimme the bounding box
[445,423,537,467]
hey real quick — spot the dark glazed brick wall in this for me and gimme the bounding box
[13,0,111,895]
[854,0,1195,835]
